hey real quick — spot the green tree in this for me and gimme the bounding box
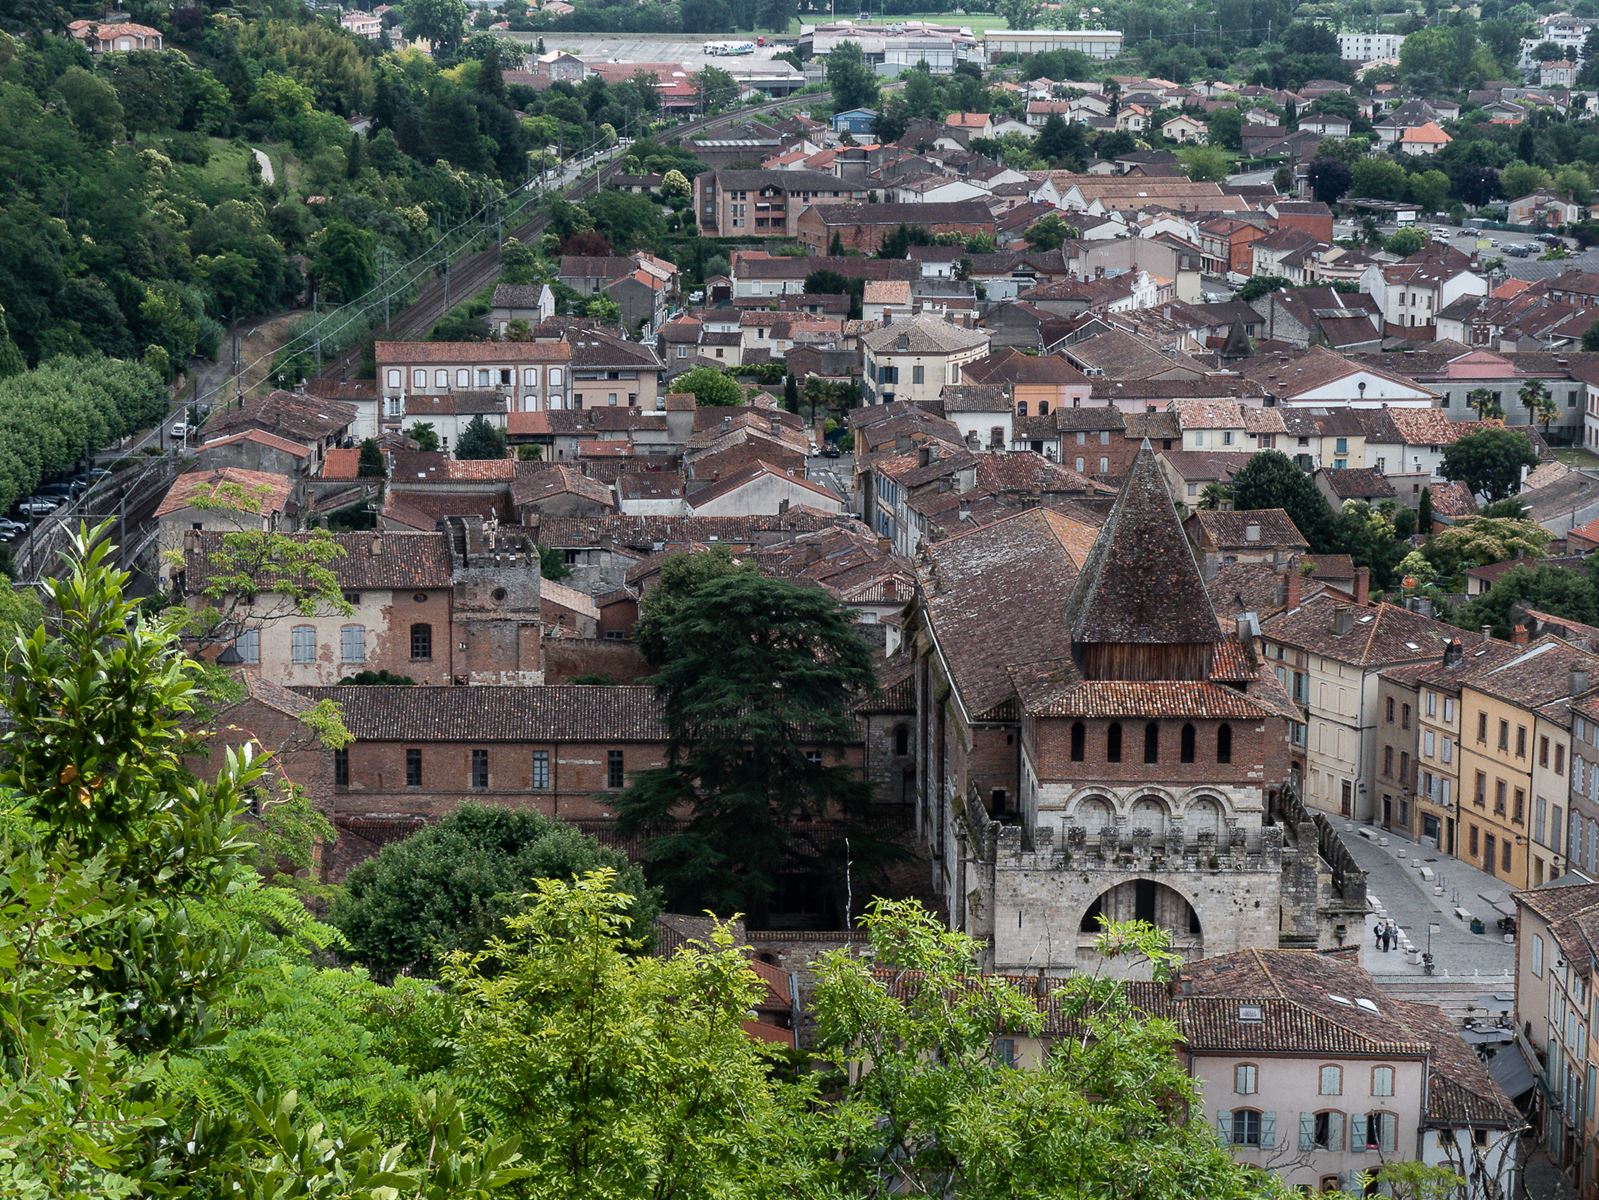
[1307,157,1353,205]
[1230,449,1335,549]
[401,0,469,58]
[1418,485,1434,531]
[1500,160,1551,200]
[1035,112,1088,168]
[331,806,659,979]
[358,437,385,477]
[445,871,823,1196]
[501,238,544,286]
[1237,274,1294,302]
[675,364,743,407]
[1025,212,1079,251]
[1384,227,1428,256]
[1425,516,1550,577]
[784,372,799,413]
[1178,144,1229,182]
[584,189,665,254]
[1519,378,1551,429]
[1458,563,1599,638]
[996,0,1044,29]
[1206,106,1244,151]
[168,482,354,637]
[633,546,751,665]
[1407,169,1452,214]
[1440,428,1540,502]
[455,413,508,459]
[406,421,441,451]
[1467,387,1503,420]
[537,543,571,581]
[616,570,878,922]
[812,898,1289,1199]
[1556,165,1593,205]
[827,40,879,113]
[311,221,377,304]
[1351,156,1408,201]
[55,65,124,146]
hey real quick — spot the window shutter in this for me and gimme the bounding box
[1330,1111,1346,1152]
[1261,1111,1276,1149]
[1216,1109,1232,1142]
[1379,1113,1396,1153]
[1350,1114,1367,1151]
[1299,1112,1314,1151]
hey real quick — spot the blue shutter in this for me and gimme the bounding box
[1216,1109,1233,1143]
[1299,1112,1315,1151]
[1350,1114,1367,1151]
[1261,1111,1276,1149]
[1329,1111,1346,1152]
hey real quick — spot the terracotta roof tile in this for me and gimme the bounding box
[295,684,665,740]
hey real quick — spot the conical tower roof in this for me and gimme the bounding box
[1062,441,1221,648]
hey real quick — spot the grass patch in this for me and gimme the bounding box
[1553,447,1599,470]
[193,138,255,191]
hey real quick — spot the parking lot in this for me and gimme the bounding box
[501,32,788,70]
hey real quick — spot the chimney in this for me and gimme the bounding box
[1354,565,1370,607]
[1333,605,1354,636]
[956,464,976,493]
[1245,522,1261,543]
[1443,637,1464,667]
[1481,624,1493,644]
[1573,668,1591,696]
[918,445,933,467]
[369,534,382,556]
[1283,565,1302,609]
[1512,623,1529,646]
[883,578,897,600]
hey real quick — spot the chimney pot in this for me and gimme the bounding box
[1283,565,1302,609]
[1354,565,1370,607]
[1572,668,1591,696]
[1512,623,1530,647]
[1443,636,1463,667]
[1481,624,1493,644]
[1245,522,1261,543]
[1333,605,1354,636]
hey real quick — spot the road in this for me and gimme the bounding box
[252,148,275,185]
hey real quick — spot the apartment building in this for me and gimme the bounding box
[1458,638,1599,890]
[1374,637,1522,852]
[1515,882,1599,1196]
[860,314,990,406]
[371,339,574,442]
[180,521,545,689]
[693,169,865,237]
[1261,594,1458,820]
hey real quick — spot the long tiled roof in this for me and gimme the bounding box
[861,313,990,354]
[1262,594,1456,666]
[205,389,359,443]
[184,531,453,593]
[1018,678,1280,719]
[1189,507,1308,550]
[295,684,666,741]
[156,467,293,518]
[921,508,1095,717]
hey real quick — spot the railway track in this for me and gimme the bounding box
[312,93,808,384]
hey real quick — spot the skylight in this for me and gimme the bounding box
[1355,998,1380,1013]
[1328,993,1353,1006]
[1238,1004,1264,1023]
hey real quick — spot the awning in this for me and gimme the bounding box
[1488,1042,1539,1103]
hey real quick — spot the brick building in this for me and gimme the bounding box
[909,448,1360,975]
[693,169,866,237]
[181,518,545,687]
[797,200,996,255]
[297,682,875,879]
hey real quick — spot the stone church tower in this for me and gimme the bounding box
[909,444,1351,975]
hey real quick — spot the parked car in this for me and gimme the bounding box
[0,519,26,534]
[170,421,190,439]
[820,443,841,459]
[18,498,59,517]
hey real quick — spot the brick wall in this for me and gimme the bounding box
[1030,716,1274,786]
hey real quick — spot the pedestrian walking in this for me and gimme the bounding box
[1373,920,1384,950]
